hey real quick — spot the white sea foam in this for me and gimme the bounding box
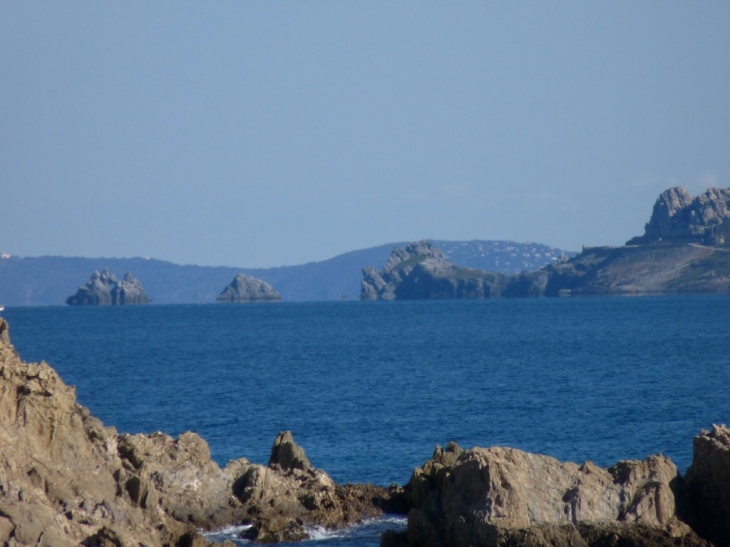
[201,523,252,544]
[304,526,347,541]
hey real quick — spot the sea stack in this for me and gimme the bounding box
[66,270,152,305]
[217,273,281,302]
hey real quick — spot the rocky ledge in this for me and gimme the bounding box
[217,273,281,302]
[66,270,152,305]
[0,318,397,546]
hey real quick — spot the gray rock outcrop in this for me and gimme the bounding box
[627,186,730,245]
[0,318,397,546]
[685,424,730,546]
[384,441,709,547]
[217,273,281,302]
[66,270,151,305]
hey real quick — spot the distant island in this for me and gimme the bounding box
[217,273,281,303]
[66,270,151,305]
[0,240,572,306]
[361,186,730,299]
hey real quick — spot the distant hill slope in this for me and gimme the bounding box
[0,240,573,306]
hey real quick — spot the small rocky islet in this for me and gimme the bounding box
[66,270,152,305]
[65,270,282,306]
[0,317,729,547]
[216,273,281,303]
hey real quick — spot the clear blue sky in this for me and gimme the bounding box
[2,2,729,268]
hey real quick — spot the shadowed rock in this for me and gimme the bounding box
[685,424,730,546]
[268,430,314,473]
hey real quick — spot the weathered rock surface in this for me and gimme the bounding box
[361,241,547,301]
[66,270,151,305]
[217,273,281,302]
[627,186,730,246]
[383,441,710,547]
[0,318,396,546]
[685,424,730,546]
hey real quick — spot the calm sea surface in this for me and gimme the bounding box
[3,297,730,545]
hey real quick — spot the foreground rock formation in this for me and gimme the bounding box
[66,270,152,305]
[0,318,395,545]
[381,438,728,547]
[217,273,281,302]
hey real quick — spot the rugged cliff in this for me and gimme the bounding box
[66,270,152,305]
[216,273,281,302]
[0,318,396,546]
[627,186,730,246]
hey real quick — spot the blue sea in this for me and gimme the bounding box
[3,297,730,545]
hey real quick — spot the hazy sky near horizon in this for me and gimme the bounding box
[2,2,729,268]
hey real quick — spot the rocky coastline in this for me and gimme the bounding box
[1,317,729,546]
[361,187,730,300]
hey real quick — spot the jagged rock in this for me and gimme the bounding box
[684,424,730,546]
[627,186,730,245]
[216,273,281,302]
[268,430,314,473]
[0,318,396,546]
[236,431,398,542]
[66,270,151,305]
[66,270,117,305]
[388,442,705,547]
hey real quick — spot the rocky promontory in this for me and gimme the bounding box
[361,241,546,300]
[362,187,730,299]
[217,273,281,302]
[0,318,397,546]
[66,270,152,305]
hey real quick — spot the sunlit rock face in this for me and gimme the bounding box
[627,186,730,246]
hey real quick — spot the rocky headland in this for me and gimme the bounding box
[216,273,281,303]
[66,270,152,305]
[362,187,730,299]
